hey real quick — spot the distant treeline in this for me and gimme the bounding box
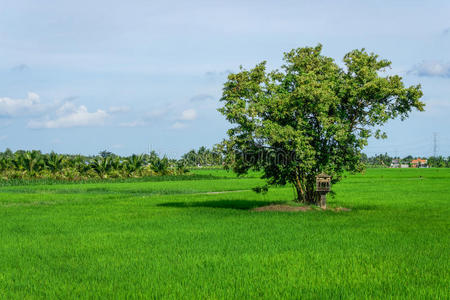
[1,147,449,181]
[181,146,223,167]
[0,149,188,180]
[361,153,450,168]
[179,147,450,169]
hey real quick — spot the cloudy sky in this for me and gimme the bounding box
[0,0,449,157]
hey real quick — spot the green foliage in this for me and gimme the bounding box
[219,44,424,204]
[150,156,170,175]
[428,156,450,168]
[15,150,45,174]
[125,154,145,173]
[252,184,269,194]
[175,159,190,174]
[181,146,223,166]
[99,150,115,158]
[362,152,393,167]
[45,152,65,173]
[90,156,113,178]
[0,150,181,180]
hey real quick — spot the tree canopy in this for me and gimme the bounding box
[218,44,424,204]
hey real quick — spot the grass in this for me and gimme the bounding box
[0,168,449,298]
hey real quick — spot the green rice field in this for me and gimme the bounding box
[0,168,449,298]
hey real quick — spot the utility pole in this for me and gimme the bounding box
[433,132,437,157]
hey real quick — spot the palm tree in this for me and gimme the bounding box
[90,156,113,178]
[16,151,44,174]
[45,152,65,173]
[151,156,169,175]
[71,155,90,173]
[109,156,122,171]
[125,154,145,173]
[182,149,197,166]
[0,156,12,171]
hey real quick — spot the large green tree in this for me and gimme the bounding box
[218,44,424,205]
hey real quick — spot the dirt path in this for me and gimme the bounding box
[195,189,250,195]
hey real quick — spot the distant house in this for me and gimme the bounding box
[410,158,428,168]
[390,159,400,168]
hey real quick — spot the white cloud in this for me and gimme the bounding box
[146,106,171,119]
[118,105,174,127]
[422,99,450,115]
[0,135,7,141]
[205,70,233,77]
[0,92,46,117]
[0,93,113,129]
[118,105,199,129]
[119,120,146,127]
[28,105,109,129]
[410,61,450,78]
[190,94,214,102]
[109,106,130,113]
[179,108,197,121]
[56,101,78,115]
[171,121,187,129]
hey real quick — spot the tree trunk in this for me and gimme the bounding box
[293,176,318,205]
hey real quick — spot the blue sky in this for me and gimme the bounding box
[0,0,449,157]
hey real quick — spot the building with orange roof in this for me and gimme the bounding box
[410,158,428,168]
